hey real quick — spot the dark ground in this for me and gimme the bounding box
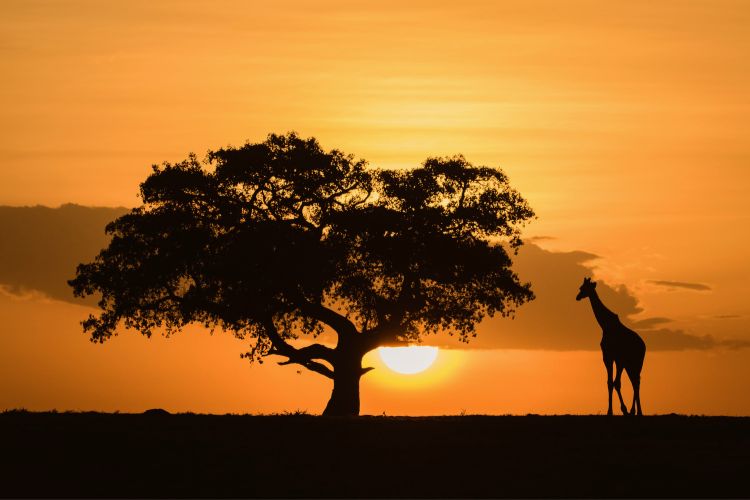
[1,411,748,498]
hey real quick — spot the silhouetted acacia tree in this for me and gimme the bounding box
[69,132,535,416]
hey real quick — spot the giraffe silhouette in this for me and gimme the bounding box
[576,277,646,415]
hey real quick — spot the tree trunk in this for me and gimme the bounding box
[322,358,363,416]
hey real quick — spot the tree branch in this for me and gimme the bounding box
[263,318,335,379]
[277,357,335,379]
[296,300,358,339]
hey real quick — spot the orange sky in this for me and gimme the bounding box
[1,1,749,414]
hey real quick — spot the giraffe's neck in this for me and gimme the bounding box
[588,290,618,331]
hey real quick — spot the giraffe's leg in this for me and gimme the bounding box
[634,379,643,416]
[636,357,644,416]
[613,363,628,415]
[626,366,642,416]
[604,358,614,416]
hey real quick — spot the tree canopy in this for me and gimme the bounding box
[69,132,535,415]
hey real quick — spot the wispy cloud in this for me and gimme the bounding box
[640,328,750,351]
[648,280,712,292]
[525,235,557,242]
[630,317,672,329]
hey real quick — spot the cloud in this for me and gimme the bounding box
[648,280,712,292]
[0,204,746,351]
[432,243,748,351]
[525,235,557,242]
[637,328,749,351]
[630,317,672,329]
[0,204,128,305]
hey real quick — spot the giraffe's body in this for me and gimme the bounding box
[577,277,646,416]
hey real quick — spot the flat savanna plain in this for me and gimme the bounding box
[1,412,748,498]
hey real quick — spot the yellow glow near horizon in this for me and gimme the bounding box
[378,346,439,375]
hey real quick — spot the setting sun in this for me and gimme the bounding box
[378,346,439,375]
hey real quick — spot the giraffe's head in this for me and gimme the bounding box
[576,277,596,301]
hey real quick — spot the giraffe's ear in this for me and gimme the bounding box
[591,281,597,288]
